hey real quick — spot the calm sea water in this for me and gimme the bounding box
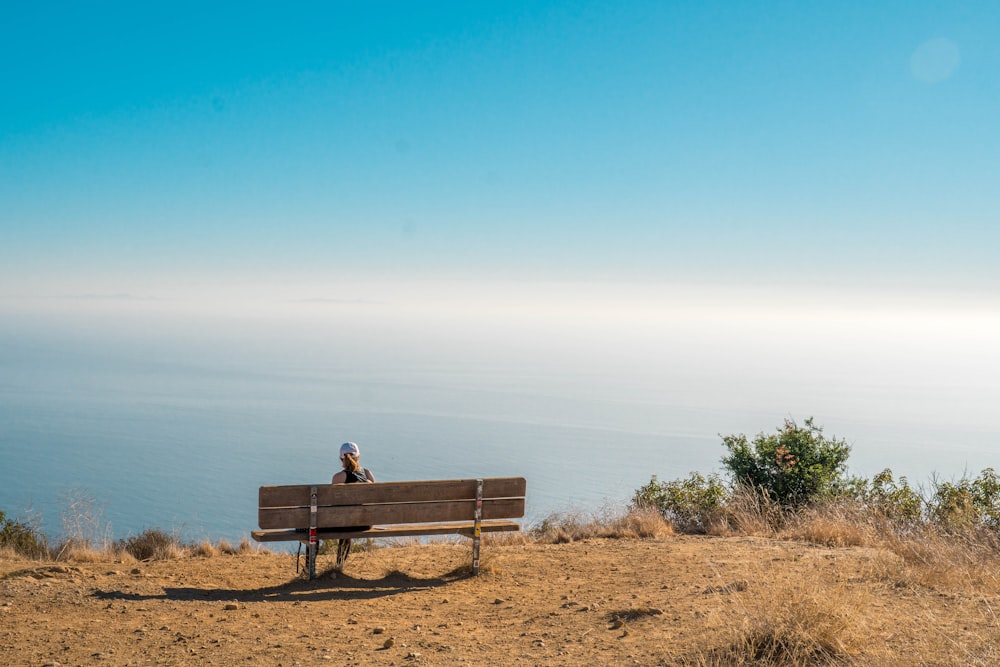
[0,355,717,541]
[2,306,998,543]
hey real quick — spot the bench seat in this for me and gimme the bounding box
[251,518,522,542]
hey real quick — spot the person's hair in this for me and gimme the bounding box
[341,452,360,473]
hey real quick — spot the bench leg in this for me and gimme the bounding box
[307,541,318,580]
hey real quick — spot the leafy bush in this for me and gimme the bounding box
[721,417,850,507]
[846,468,924,527]
[928,468,1000,531]
[0,509,50,559]
[632,472,728,533]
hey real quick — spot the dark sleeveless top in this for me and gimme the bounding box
[335,467,373,533]
[344,468,371,484]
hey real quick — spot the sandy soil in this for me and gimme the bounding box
[2,535,998,666]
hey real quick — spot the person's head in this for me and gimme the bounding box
[340,441,361,472]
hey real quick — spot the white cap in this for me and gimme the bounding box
[340,441,360,458]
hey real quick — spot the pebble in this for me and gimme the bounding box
[224,603,239,611]
[494,598,503,605]
[373,627,386,635]
[383,638,395,649]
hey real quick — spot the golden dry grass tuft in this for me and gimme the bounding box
[611,507,674,538]
[531,507,672,543]
[683,564,876,666]
[216,539,237,555]
[237,536,257,554]
[481,530,527,546]
[192,536,264,558]
[879,529,1000,594]
[54,542,107,563]
[114,529,187,561]
[711,484,784,537]
[781,504,873,548]
[191,540,219,558]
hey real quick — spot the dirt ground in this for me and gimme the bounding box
[2,535,998,666]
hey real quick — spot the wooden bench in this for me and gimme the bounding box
[251,477,526,579]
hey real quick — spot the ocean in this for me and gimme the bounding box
[2,293,998,543]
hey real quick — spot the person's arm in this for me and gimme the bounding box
[331,471,347,484]
[365,469,376,483]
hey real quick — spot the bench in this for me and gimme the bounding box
[251,477,526,579]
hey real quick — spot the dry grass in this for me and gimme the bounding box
[531,507,672,543]
[769,501,1000,596]
[237,535,257,554]
[114,529,188,561]
[481,530,528,546]
[879,529,1000,594]
[710,483,785,537]
[191,540,219,558]
[192,537,265,558]
[781,504,874,548]
[216,539,237,555]
[53,542,107,563]
[678,558,876,666]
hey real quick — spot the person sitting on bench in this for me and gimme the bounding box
[330,441,375,567]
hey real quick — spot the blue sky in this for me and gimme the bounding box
[3,1,1000,494]
[2,1,998,300]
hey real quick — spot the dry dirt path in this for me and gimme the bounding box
[2,536,998,665]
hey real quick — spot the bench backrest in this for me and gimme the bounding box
[258,477,526,529]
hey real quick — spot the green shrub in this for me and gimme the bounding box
[846,468,924,527]
[721,417,850,507]
[928,468,1000,531]
[0,509,50,559]
[632,472,728,533]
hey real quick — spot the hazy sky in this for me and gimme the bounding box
[2,0,998,307]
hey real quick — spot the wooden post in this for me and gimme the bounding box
[308,486,318,580]
[472,478,483,575]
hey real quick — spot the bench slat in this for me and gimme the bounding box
[251,519,522,543]
[258,497,524,530]
[259,477,526,509]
